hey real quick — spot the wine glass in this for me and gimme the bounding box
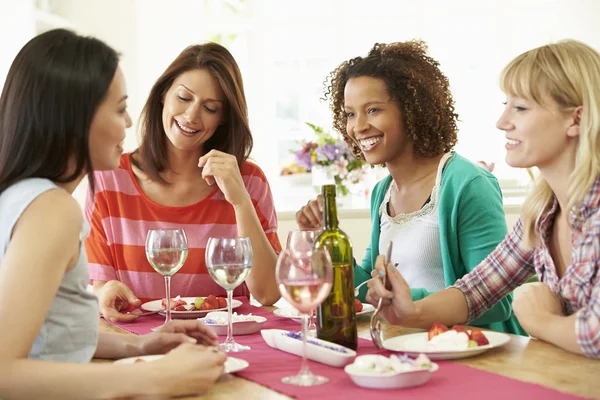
[205,237,253,352]
[286,229,321,337]
[145,228,188,330]
[276,248,333,386]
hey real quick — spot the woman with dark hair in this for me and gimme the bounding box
[86,43,281,322]
[0,29,226,398]
[296,40,525,335]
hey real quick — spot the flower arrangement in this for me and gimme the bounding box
[281,122,368,196]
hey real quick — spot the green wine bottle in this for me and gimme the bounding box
[314,184,358,350]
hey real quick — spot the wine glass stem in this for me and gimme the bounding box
[225,289,234,345]
[164,275,172,324]
[299,313,312,377]
[308,310,316,336]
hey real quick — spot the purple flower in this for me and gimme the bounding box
[294,149,313,170]
[316,143,340,162]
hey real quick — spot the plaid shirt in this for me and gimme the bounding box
[454,176,600,358]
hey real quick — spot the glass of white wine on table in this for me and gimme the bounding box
[276,248,333,386]
[205,237,253,352]
[145,228,188,330]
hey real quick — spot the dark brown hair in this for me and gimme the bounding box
[325,40,458,160]
[0,29,119,194]
[134,42,253,183]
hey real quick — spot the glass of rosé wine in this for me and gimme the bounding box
[275,247,333,386]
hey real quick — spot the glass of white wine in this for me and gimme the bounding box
[145,228,188,330]
[276,248,333,386]
[205,237,253,352]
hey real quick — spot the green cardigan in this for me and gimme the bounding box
[355,153,526,336]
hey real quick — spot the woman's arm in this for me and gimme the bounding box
[85,183,141,321]
[0,190,149,399]
[199,152,281,305]
[234,199,280,304]
[0,189,228,399]
[366,219,536,328]
[455,175,515,324]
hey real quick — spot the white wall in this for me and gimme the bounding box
[0,0,35,94]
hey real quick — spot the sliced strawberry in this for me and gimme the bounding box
[470,328,489,346]
[217,297,227,309]
[428,322,449,341]
[451,325,470,338]
[354,298,363,312]
[161,297,187,310]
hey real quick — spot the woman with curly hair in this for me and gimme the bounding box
[296,40,525,335]
[367,39,600,358]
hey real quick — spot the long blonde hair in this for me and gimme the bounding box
[499,39,600,247]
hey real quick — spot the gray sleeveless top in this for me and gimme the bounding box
[0,178,99,362]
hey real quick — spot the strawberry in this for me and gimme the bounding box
[161,297,187,310]
[217,297,227,309]
[205,295,219,309]
[174,305,187,311]
[200,301,213,311]
[354,298,363,312]
[428,322,449,341]
[470,328,489,346]
[451,325,469,338]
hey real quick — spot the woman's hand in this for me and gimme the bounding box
[198,150,251,207]
[365,255,418,325]
[97,280,141,322]
[149,343,227,397]
[512,282,564,335]
[136,320,220,356]
[295,195,323,229]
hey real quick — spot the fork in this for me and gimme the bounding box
[369,240,393,349]
[354,279,371,297]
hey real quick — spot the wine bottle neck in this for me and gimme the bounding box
[322,185,339,230]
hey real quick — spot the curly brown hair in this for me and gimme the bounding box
[324,40,459,160]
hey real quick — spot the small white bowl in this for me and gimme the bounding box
[260,329,356,367]
[344,355,439,389]
[198,312,266,336]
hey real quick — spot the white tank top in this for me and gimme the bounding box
[378,153,453,292]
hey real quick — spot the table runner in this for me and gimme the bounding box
[107,300,588,399]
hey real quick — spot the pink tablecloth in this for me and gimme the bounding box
[107,300,588,400]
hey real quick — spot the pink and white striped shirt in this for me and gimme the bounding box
[84,153,282,301]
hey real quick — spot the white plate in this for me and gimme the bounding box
[260,329,356,367]
[198,312,267,336]
[273,303,375,322]
[383,331,511,360]
[141,297,243,319]
[114,354,249,374]
[344,356,439,389]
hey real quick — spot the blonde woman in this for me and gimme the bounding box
[366,39,600,358]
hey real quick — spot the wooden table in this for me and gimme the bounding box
[98,308,600,399]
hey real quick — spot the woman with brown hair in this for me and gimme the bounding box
[296,40,525,335]
[86,43,282,322]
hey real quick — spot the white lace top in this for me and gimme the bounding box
[378,153,453,292]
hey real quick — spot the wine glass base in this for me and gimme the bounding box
[220,342,251,352]
[281,373,329,387]
[150,322,170,332]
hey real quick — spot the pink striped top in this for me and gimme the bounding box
[84,153,282,301]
